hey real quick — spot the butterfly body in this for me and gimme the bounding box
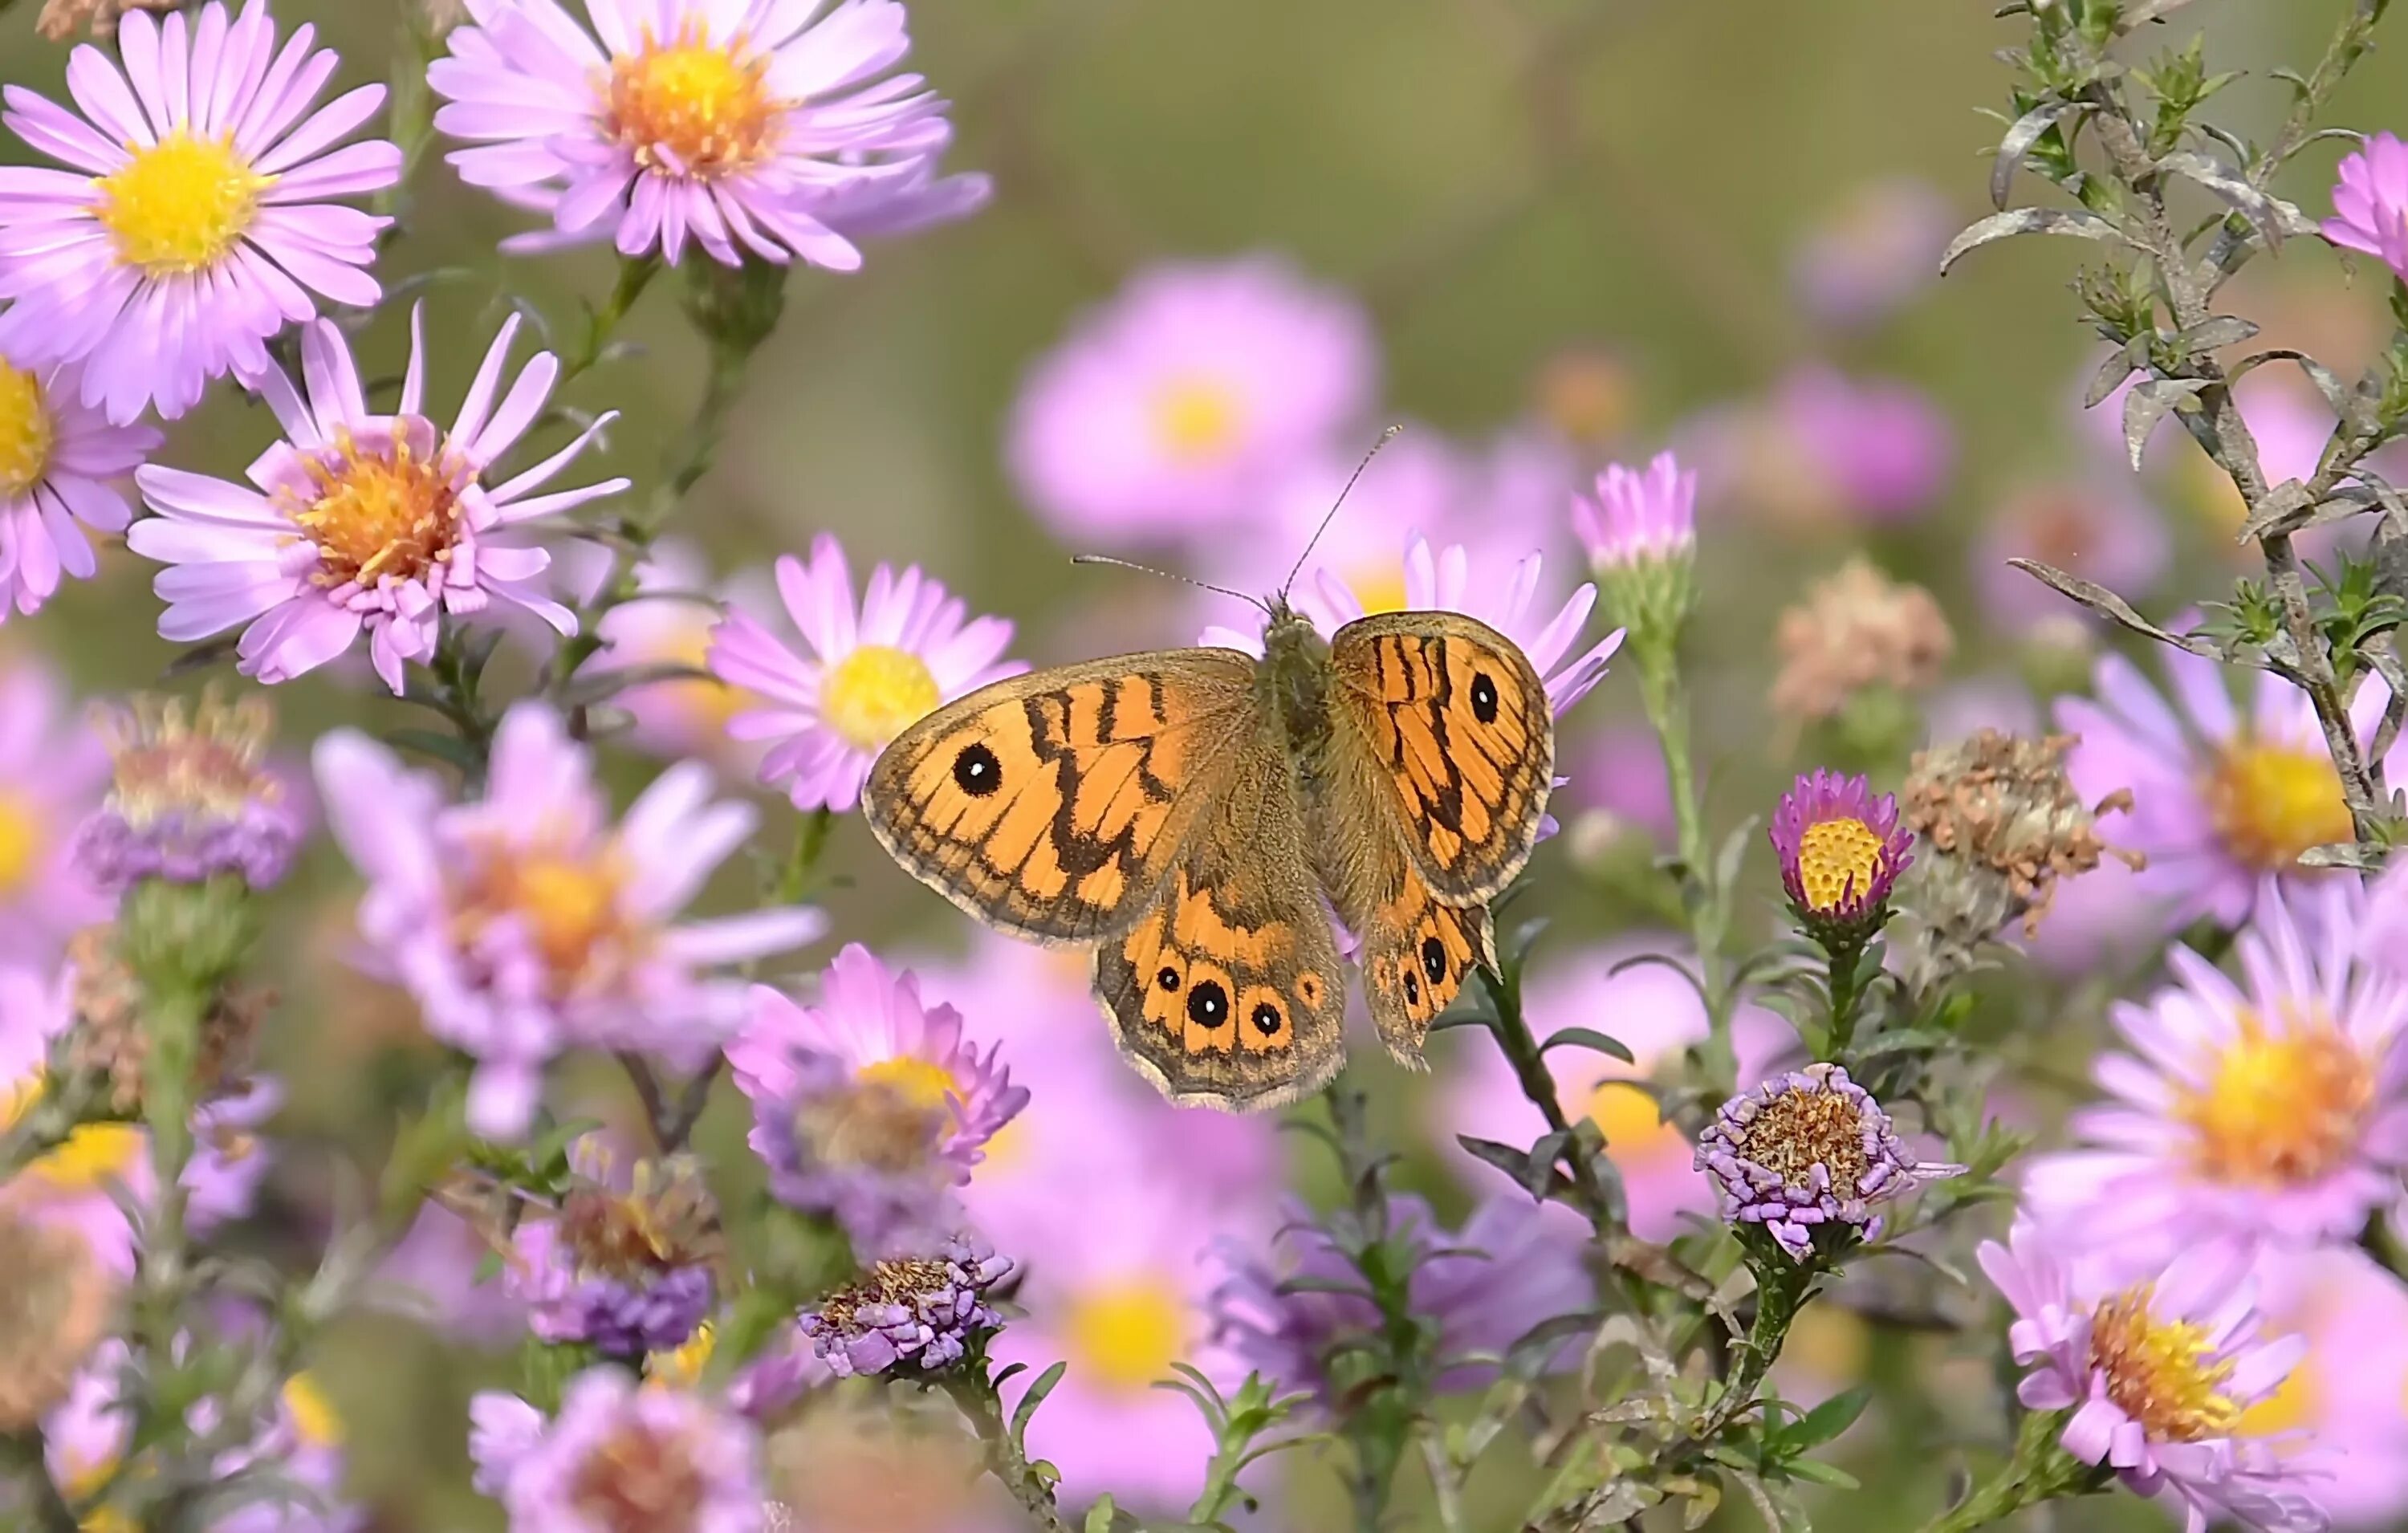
[863,597,1553,1111]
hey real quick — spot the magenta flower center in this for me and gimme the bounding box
[2178,1009,2372,1185]
[0,364,55,499]
[2201,734,2354,870]
[821,645,941,750]
[295,430,469,591]
[568,1419,708,1533]
[2086,1284,2239,1442]
[1793,816,1887,913]
[1062,1276,1186,1393]
[606,28,780,180]
[91,129,270,277]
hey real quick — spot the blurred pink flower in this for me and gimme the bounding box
[129,310,620,695]
[706,534,1021,815]
[312,703,824,1138]
[2055,640,2396,929]
[1559,721,1674,840]
[376,1202,526,1348]
[1436,937,1795,1243]
[2241,1246,2408,1528]
[0,358,157,622]
[0,0,400,423]
[469,1369,762,1530]
[2324,131,2408,282]
[1790,177,1954,330]
[586,539,779,771]
[1007,256,1376,543]
[1771,366,1954,523]
[1574,450,1696,572]
[0,659,111,964]
[430,0,983,267]
[1973,479,2169,632]
[2024,882,2408,1283]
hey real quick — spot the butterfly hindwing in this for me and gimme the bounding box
[862,652,1259,945]
[1353,845,1495,1064]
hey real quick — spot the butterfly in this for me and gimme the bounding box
[860,585,1555,1112]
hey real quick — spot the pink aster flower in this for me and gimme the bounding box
[2054,638,2398,929]
[429,0,984,268]
[2324,131,2408,282]
[0,659,112,965]
[2023,881,2408,1284]
[1974,478,2170,633]
[582,539,776,771]
[1574,450,1698,573]
[311,702,825,1139]
[130,309,620,695]
[1790,176,1954,331]
[726,941,1026,1257]
[0,359,157,622]
[468,1369,763,1532]
[0,0,401,424]
[2237,1246,2408,1527]
[705,534,1021,815]
[1007,255,1377,543]
[1769,769,1914,945]
[1770,365,1955,523]
[1978,1221,2327,1533]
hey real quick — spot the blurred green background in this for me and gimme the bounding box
[6,0,2405,1527]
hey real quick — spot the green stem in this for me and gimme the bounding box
[940,1368,1071,1533]
[1919,1407,2107,1533]
[1825,937,1866,1059]
[1633,636,1733,1072]
[560,254,662,388]
[1680,1250,1819,1450]
[1480,966,1619,1237]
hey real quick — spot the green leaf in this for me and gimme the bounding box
[1540,1026,1636,1063]
[1454,1135,1531,1187]
[1523,1127,1571,1198]
[1011,1361,1068,1448]
[1085,1496,1120,1533]
[1780,1386,1872,1450]
[1782,1458,1861,1490]
[384,727,483,774]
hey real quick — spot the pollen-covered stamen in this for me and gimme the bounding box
[820,645,941,750]
[291,427,472,592]
[0,363,55,498]
[1728,1080,1873,1192]
[1794,816,1886,914]
[605,24,782,179]
[2087,1283,2241,1442]
[91,128,271,276]
[568,1419,709,1533]
[2202,735,2356,871]
[2180,1007,2373,1186]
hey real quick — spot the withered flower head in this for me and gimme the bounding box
[0,1210,114,1431]
[75,689,301,893]
[1902,730,2142,938]
[1770,559,1954,724]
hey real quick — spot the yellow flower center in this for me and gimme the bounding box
[651,627,751,737]
[92,129,270,276]
[822,645,941,751]
[2087,1283,2240,1442]
[2178,1009,2371,1186]
[856,1055,958,1112]
[1153,376,1242,463]
[1348,566,1409,618]
[31,1122,144,1191]
[1584,1080,1688,1169]
[646,1321,715,1389]
[1794,816,1887,913]
[454,842,635,996]
[1062,1276,1186,1393]
[2202,736,2354,871]
[606,26,779,179]
[0,789,43,896]
[2235,1356,2316,1437]
[0,364,55,499]
[294,432,466,591]
[282,1372,344,1449]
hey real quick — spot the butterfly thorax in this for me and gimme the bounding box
[1259,598,1336,767]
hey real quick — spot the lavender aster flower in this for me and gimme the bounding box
[0,0,402,423]
[1770,770,1914,947]
[507,1138,723,1360]
[1979,1221,2327,1533]
[130,310,621,696]
[72,689,302,892]
[728,943,1026,1256]
[468,1368,763,1533]
[1696,1063,1960,1260]
[2323,131,2408,282]
[797,1234,1011,1377]
[0,359,157,623]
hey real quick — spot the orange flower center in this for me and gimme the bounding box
[2202,735,2354,871]
[295,431,466,590]
[2087,1283,2240,1442]
[2178,1008,2372,1186]
[606,26,780,180]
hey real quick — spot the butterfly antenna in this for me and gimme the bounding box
[1069,555,1270,613]
[1281,424,1403,600]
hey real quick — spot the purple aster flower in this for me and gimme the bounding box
[2324,130,2408,282]
[2055,638,2398,931]
[312,703,825,1138]
[73,689,303,893]
[797,1233,1011,1377]
[0,0,401,424]
[0,660,111,965]
[1769,770,1914,946]
[1771,365,1954,524]
[1974,478,2170,634]
[0,358,157,623]
[468,1368,763,1533]
[130,309,620,696]
[1695,1063,1960,1261]
[506,1137,722,1360]
[429,0,986,268]
[1208,1193,1592,1405]
[728,942,1025,1257]
[1789,176,1954,331]
[2023,881,2408,1284]
[1574,450,1698,574]
[1007,255,1377,543]
[705,534,1021,815]
[1978,1221,2327,1533]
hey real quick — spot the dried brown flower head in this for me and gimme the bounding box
[61,925,266,1114]
[1770,559,1954,723]
[1902,729,2142,941]
[36,0,176,41]
[0,1210,114,1431]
